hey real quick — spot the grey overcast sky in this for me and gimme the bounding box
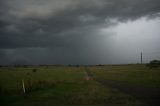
[0,0,160,65]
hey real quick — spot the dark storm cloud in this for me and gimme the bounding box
[0,0,160,64]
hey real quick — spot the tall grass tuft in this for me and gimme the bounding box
[32,69,37,72]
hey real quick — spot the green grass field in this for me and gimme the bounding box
[90,65,160,87]
[0,65,160,106]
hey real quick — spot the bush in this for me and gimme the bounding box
[147,60,160,69]
[32,69,37,72]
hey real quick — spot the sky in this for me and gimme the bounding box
[0,0,160,65]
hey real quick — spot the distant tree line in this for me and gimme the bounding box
[0,64,65,68]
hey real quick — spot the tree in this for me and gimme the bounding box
[147,60,160,69]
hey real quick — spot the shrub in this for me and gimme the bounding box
[32,68,37,72]
[147,60,160,69]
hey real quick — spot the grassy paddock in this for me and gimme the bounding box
[89,64,160,87]
[0,67,84,94]
[0,65,158,105]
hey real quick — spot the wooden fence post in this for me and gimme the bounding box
[22,79,26,94]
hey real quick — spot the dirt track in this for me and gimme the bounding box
[85,68,160,106]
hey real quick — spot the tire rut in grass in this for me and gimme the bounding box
[84,67,160,106]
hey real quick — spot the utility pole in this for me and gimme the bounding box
[141,52,143,64]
